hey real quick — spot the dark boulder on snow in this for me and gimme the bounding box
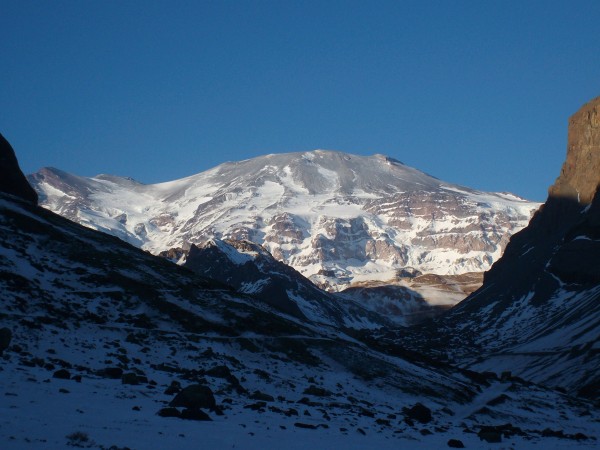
[97,367,123,379]
[53,369,71,379]
[403,402,432,424]
[121,372,140,385]
[180,408,212,421]
[249,390,275,402]
[0,134,38,204]
[447,438,465,448]
[157,407,181,418]
[164,380,181,395]
[302,385,333,397]
[478,426,502,443]
[169,384,216,410]
[204,364,232,378]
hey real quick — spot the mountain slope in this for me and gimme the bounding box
[3,136,599,448]
[397,96,600,399]
[29,150,539,299]
[183,238,388,329]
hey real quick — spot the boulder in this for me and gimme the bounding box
[157,407,180,418]
[249,390,275,402]
[403,402,432,424]
[169,384,216,410]
[121,373,139,385]
[97,367,123,379]
[53,369,71,379]
[180,408,211,421]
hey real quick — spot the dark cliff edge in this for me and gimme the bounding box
[0,133,38,204]
[473,96,600,303]
[399,97,600,400]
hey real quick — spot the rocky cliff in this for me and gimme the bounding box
[0,133,38,204]
[403,96,600,399]
[549,96,600,204]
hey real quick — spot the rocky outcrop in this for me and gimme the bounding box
[480,96,600,294]
[549,96,600,204]
[416,96,600,398]
[0,134,38,204]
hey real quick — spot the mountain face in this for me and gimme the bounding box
[399,96,600,400]
[2,138,599,448]
[28,151,538,301]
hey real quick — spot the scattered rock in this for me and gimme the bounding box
[157,407,181,418]
[205,365,232,378]
[244,402,267,411]
[358,407,375,418]
[249,390,275,402]
[97,367,123,379]
[164,380,181,395]
[53,369,71,380]
[285,408,299,417]
[447,438,465,448]
[403,402,432,424]
[478,427,502,443]
[544,429,565,438]
[487,394,510,406]
[180,408,211,421]
[253,368,271,381]
[294,422,318,430]
[121,373,139,385]
[303,385,332,397]
[170,384,216,411]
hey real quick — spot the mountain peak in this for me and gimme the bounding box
[549,96,600,204]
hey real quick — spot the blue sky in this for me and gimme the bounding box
[2,1,599,201]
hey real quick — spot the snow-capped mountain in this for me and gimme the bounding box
[3,134,599,448]
[29,150,539,298]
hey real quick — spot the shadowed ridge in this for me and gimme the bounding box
[0,133,38,204]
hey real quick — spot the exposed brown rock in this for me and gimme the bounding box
[549,96,600,204]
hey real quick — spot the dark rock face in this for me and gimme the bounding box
[421,96,600,398]
[403,402,432,424]
[0,134,38,204]
[184,240,308,320]
[169,384,216,411]
[53,369,71,379]
[183,239,387,328]
[477,95,600,295]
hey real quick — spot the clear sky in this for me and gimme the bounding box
[2,1,599,201]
